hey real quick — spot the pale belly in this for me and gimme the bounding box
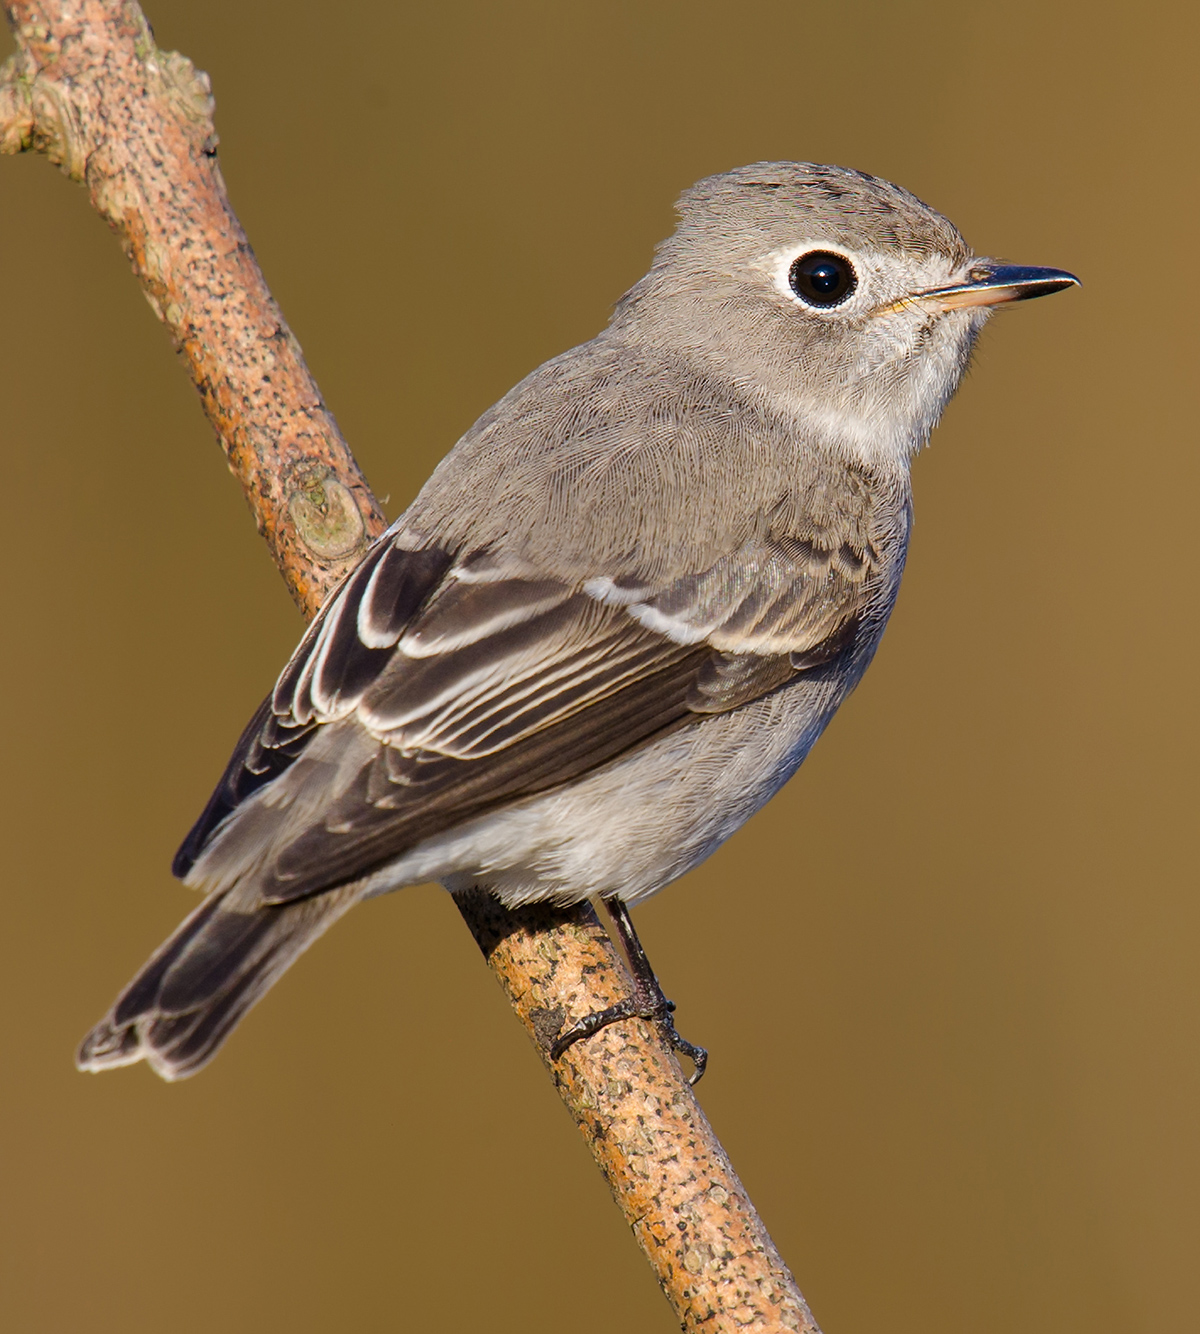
[361,665,852,907]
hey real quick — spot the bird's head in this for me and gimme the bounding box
[615,162,1078,468]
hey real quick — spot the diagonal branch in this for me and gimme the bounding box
[1,4,820,1329]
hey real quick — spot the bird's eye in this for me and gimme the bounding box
[788,251,857,308]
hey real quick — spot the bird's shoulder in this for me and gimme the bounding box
[400,331,909,584]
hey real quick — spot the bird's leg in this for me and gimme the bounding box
[550,897,708,1085]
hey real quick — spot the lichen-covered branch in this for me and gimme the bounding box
[1,4,820,1329]
[2,0,381,609]
[460,891,818,1330]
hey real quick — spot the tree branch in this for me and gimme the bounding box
[2,4,821,1329]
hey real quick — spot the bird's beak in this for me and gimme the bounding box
[903,263,1081,313]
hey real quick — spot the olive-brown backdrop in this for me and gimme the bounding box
[2,3,1195,1331]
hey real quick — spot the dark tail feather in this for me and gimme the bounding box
[77,887,359,1081]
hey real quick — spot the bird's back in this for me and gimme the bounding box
[398,328,913,592]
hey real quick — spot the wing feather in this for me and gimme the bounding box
[178,524,882,899]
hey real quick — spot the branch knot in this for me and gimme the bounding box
[144,47,217,153]
[1,10,217,173]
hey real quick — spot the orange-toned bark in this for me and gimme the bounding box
[463,891,819,1331]
[1,0,383,609]
[1,5,819,1328]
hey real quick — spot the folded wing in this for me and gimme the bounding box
[177,525,880,905]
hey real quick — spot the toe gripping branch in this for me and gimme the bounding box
[550,898,708,1085]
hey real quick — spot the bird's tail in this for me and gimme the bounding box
[77,885,359,1081]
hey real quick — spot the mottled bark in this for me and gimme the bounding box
[462,891,818,1330]
[0,0,381,609]
[1,4,820,1329]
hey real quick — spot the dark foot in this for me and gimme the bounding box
[549,900,708,1085]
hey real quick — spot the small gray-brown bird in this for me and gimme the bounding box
[78,162,1077,1083]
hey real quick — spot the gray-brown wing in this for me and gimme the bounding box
[178,526,879,905]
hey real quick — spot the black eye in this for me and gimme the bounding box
[788,251,857,308]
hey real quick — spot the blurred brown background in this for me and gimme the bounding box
[1,1,1195,1330]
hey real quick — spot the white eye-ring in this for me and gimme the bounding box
[763,243,867,315]
[787,250,858,308]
